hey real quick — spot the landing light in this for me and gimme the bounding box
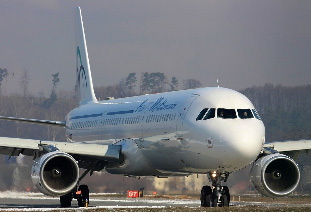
[211,171,217,178]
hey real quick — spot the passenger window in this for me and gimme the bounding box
[237,109,254,119]
[203,108,215,120]
[252,109,261,120]
[196,108,208,121]
[217,108,237,119]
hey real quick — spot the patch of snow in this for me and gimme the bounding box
[0,191,55,200]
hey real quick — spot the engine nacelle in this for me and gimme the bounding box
[250,153,300,197]
[31,151,79,197]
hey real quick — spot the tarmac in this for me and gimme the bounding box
[0,192,199,210]
[1,191,311,211]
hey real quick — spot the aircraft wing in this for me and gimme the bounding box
[264,140,311,159]
[0,137,121,163]
[0,116,65,127]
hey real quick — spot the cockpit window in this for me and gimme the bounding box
[196,108,215,121]
[203,108,215,120]
[197,108,260,120]
[217,108,237,119]
[237,109,254,119]
[196,108,208,121]
[252,109,261,120]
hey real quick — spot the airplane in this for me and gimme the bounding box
[0,6,310,208]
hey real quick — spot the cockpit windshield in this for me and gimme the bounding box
[196,108,261,121]
[252,109,261,120]
[237,109,254,119]
[217,108,237,119]
[196,108,208,121]
[203,108,215,120]
[196,108,215,120]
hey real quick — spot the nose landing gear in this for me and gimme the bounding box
[200,172,230,207]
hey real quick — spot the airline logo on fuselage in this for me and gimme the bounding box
[135,97,177,112]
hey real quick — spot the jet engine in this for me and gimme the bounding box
[31,151,79,197]
[250,153,300,197]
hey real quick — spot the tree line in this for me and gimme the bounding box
[241,84,311,141]
[94,72,202,100]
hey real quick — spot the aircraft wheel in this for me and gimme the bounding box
[221,194,229,207]
[77,185,89,207]
[200,186,212,207]
[60,192,72,207]
[222,186,230,206]
[211,188,219,207]
[211,196,218,207]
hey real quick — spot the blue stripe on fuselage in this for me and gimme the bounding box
[107,110,134,115]
[71,113,103,120]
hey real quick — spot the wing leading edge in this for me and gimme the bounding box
[0,116,66,127]
[264,140,311,159]
[0,137,121,162]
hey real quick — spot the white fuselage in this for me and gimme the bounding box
[65,87,265,176]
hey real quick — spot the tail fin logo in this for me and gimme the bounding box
[76,46,88,88]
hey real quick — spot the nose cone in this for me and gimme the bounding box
[218,119,265,167]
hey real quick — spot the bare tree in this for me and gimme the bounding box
[19,69,30,97]
[0,68,8,96]
[42,73,60,108]
[52,72,60,91]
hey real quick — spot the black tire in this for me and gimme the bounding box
[77,185,89,207]
[211,190,218,207]
[221,194,229,207]
[77,199,83,207]
[200,186,212,207]
[222,186,230,205]
[60,192,72,207]
[211,195,218,207]
[204,194,211,207]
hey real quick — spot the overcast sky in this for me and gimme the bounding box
[1,0,311,96]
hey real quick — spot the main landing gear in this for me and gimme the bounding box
[60,184,89,207]
[200,171,230,207]
[60,160,100,207]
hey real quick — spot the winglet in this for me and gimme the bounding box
[75,6,97,105]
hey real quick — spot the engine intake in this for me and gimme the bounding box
[31,151,79,196]
[250,153,300,197]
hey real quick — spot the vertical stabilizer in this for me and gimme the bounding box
[75,6,97,105]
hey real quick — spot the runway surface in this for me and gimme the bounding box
[1,191,311,211]
[0,191,198,209]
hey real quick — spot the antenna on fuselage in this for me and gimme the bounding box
[217,79,220,88]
